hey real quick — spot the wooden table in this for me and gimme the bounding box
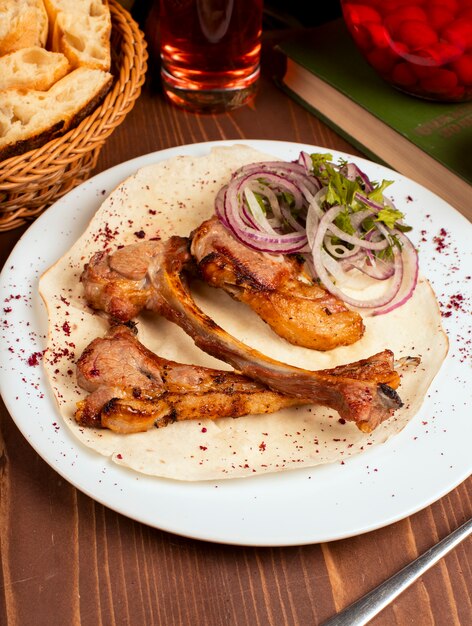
[1,28,471,626]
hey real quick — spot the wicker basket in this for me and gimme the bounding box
[0,0,148,232]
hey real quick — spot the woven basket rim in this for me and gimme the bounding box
[0,0,148,178]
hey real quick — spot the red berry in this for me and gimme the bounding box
[392,6,428,22]
[451,52,472,84]
[442,18,472,49]
[427,6,455,30]
[392,61,418,86]
[446,85,466,99]
[411,62,440,79]
[429,0,459,12]
[458,8,472,20]
[392,41,411,61]
[398,20,439,49]
[363,21,392,48]
[420,68,458,93]
[419,41,463,65]
[382,0,426,13]
[367,47,397,73]
[384,6,428,39]
[390,40,409,57]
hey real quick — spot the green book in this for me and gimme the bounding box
[278,19,472,220]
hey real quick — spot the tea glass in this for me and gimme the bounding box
[159,0,263,113]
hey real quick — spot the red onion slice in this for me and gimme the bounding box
[326,220,390,251]
[341,162,374,193]
[311,205,404,310]
[372,232,419,316]
[215,152,418,313]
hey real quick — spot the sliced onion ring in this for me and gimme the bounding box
[311,205,404,310]
[372,231,419,315]
[215,153,418,314]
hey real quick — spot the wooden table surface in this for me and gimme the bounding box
[0,24,471,626]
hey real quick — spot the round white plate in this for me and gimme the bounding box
[0,140,471,546]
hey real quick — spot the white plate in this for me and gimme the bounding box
[0,140,471,546]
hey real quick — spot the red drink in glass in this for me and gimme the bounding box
[341,0,472,102]
[159,0,263,112]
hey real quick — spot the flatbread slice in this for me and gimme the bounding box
[39,145,448,480]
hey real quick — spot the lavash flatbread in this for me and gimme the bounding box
[39,145,448,481]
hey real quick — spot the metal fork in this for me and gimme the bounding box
[321,516,472,626]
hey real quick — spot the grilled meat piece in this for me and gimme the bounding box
[81,240,163,321]
[190,217,365,350]
[76,325,306,433]
[81,237,403,432]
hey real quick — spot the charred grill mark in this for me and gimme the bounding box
[201,315,219,330]
[291,253,306,267]
[102,398,119,414]
[200,247,272,292]
[200,251,222,266]
[378,383,403,409]
[167,407,178,423]
[220,247,269,291]
[76,401,102,428]
[139,368,157,382]
[212,373,228,385]
[123,320,138,334]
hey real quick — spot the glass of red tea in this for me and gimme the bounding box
[158,0,263,113]
[341,0,472,102]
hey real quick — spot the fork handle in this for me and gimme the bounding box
[321,517,472,626]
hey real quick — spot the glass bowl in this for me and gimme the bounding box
[341,0,472,102]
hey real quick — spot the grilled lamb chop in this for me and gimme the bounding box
[76,324,305,433]
[80,240,164,321]
[190,217,364,350]
[81,237,403,432]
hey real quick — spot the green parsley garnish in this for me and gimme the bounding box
[310,153,412,260]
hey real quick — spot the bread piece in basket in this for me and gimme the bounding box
[0,0,49,55]
[0,67,112,160]
[0,47,70,91]
[44,0,111,71]
[0,0,148,232]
